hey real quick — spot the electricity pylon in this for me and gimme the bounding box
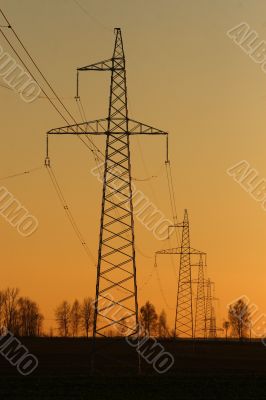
[194,254,207,338]
[209,305,217,338]
[155,210,204,338]
[205,279,217,338]
[175,209,193,337]
[46,28,168,338]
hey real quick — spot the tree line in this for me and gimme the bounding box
[0,288,43,336]
[55,298,94,337]
[54,299,170,338]
[0,288,254,339]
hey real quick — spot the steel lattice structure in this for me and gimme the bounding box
[175,209,193,337]
[156,210,205,338]
[46,28,168,338]
[205,279,217,338]
[209,305,217,338]
[194,254,207,338]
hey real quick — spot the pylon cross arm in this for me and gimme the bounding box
[156,247,206,255]
[78,58,115,71]
[47,118,108,135]
[128,119,167,135]
[47,118,168,136]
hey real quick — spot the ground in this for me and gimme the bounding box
[0,338,265,399]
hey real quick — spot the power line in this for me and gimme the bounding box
[0,8,79,125]
[0,26,70,124]
[0,8,103,159]
[154,256,174,310]
[0,166,43,181]
[72,0,112,32]
[165,161,181,246]
[46,164,96,266]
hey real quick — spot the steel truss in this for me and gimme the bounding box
[47,28,168,339]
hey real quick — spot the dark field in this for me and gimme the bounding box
[1,338,266,399]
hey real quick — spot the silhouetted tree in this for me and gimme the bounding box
[37,313,44,336]
[0,291,5,328]
[139,301,158,336]
[80,297,93,338]
[70,300,81,337]
[3,287,19,331]
[0,288,43,336]
[228,298,251,340]
[17,297,44,336]
[158,310,169,337]
[223,320,230,341]
[55,301,71,337]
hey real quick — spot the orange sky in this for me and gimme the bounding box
[1,0,266,335]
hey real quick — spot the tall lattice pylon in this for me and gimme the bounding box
[92,28,137,338]
[46,28,168,338]
[205,279,217,338]
[194,254,207,338]
[174,209,193,337]
[209,305,217,338]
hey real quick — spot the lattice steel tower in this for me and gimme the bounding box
[194,254,207,338]
[155,210,204,338]
[205,279,217,338]
[174,209,193,337]
[92,28,137,338]
[47,28,168,338]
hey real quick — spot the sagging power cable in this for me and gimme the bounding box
[165,160,181,246]
[0,166,43,181]
[0,8,103,160]
[46,164,96,266]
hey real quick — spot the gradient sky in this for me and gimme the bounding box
[1,0,266,334]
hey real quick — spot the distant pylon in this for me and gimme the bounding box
[155,210,205,338]
[209,305,217,338]
[194,254,206,338]
[205,279,217,338]
[174,209,193,337]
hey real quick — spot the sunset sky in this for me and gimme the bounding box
[1,0,266,334]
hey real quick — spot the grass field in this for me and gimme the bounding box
[0,338,266,399]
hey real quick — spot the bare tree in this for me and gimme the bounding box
[55,301,71,337]
[158,310,169,338]
[17,297,44,336]
[228,298,251,340]
[0,288,43,336]
[70,300,81,337]
[80,297,93,338]
[36,313,44,336]
[3,288,19,331]
[223,320,230,341]
[0,291,5,328]
[139,301,158,336]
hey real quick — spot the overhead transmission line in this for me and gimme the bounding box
[0,166,43,181]
[0,8,103,160]
[0,8,101,264]
[46,165,96,265]
[72,0,112,32]
[152,159,182,308]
